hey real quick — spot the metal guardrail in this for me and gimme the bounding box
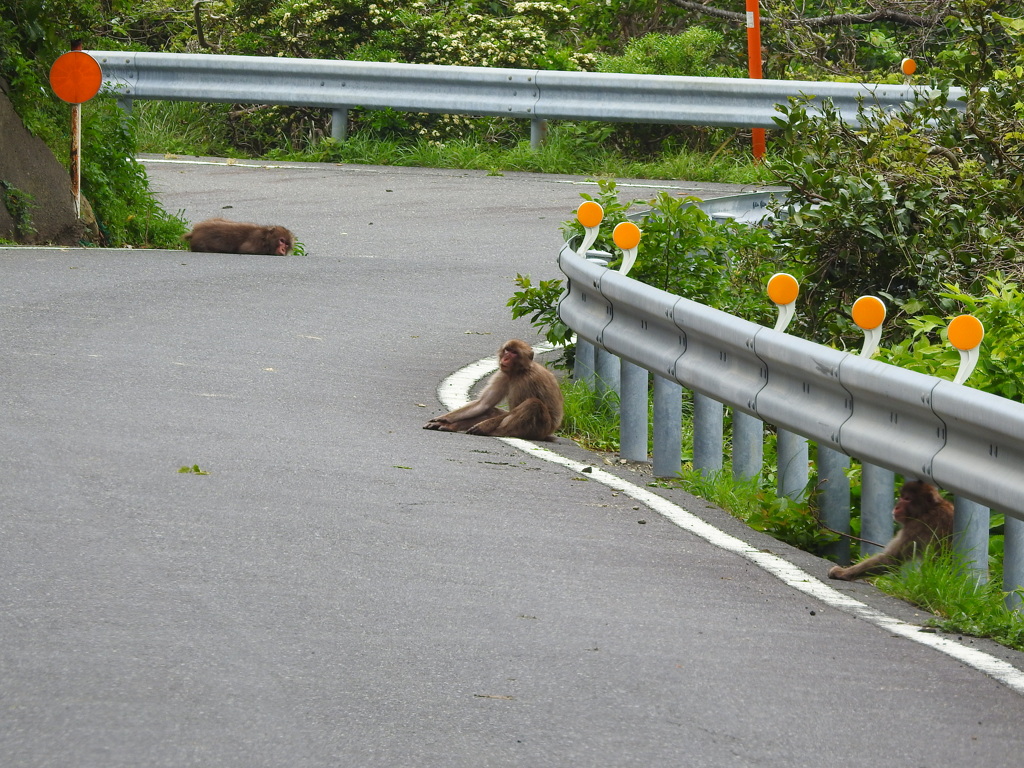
[557,246,1024,521]
[85,50,966,145]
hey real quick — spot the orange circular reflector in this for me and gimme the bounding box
[577,201,604,229]
[947,314,984,351]
[901,58,917,76]
[50,51,103,104]
[852,296,886,331]
[613,221,641,251]
[767,273,799,306]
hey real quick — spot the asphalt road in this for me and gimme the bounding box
[2,156,1023,767]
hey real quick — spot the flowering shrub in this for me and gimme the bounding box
[224,0,590,69]
[202,0,594,146]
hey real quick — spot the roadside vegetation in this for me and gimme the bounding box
[506,4,1024,648]
[4,1,1024,643]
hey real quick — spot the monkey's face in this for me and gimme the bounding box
[499,348,519,373]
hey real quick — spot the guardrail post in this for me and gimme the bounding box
[860,464,895,555]
[1004,517,1024,611]
[693,393,723,477]
[331,107,349,141]
[573,339,596,386]
[953,497,990,583]
[620,360,649,462]
[732,411,763,481]
[818,446,851,564]
[777,430,809,501]
[530,118,548,149]
[595,349,620,395]
[653,374,682,478]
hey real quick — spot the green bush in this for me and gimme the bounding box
[198,0,595,149]
[766,7,1024,345]
[596,28,738,78]
[879,276,1024,402]
[557,180,780,324]
[0,1,186,247]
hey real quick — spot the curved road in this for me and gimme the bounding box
[2,157,1022,767]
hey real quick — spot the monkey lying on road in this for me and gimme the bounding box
[183,218,295,255]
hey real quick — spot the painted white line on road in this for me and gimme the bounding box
[436,350,1024,697]
[140,157,307,169]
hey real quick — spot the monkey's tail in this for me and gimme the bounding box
[819,524,885,550]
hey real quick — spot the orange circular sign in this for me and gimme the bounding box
[49,51,103,104]
[852,296,886,331]
[947,314,984,351]
[577,201,604,229]
[901,58,917,76]
[767,273,799,306]
[613,221,641,251]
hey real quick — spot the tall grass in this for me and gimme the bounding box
[134,102,772,184]
[135,101,234,157]
[875,549,1024,650]
[561,380,622,453]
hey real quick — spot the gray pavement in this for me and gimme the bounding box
[2,157,1023,767]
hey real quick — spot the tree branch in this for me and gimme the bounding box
[666,0,944,29]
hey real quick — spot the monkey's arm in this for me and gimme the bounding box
[424,374,507,428]
[827,538,905,581]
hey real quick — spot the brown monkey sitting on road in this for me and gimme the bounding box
[183,218,295,255]
[828,480,954,581]
[424,340,563,441]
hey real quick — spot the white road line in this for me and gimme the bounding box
[436,350,1024,696]
[140,157,307,169]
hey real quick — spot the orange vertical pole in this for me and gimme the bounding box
[746,0,766,160]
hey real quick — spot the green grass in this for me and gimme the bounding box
[559,379,1024,651]
[135,101,235,157]
[875,548,1024,650]
[560,379,622,453]
[134,101,773,184]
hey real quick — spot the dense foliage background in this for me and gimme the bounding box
[2,0,1022,347]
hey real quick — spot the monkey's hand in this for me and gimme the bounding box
[423,417,452,430]
[827,565,850,580]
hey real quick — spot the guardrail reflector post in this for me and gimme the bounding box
[767,272,799,332]
[575,201,604,258]
[826,295,888,563]
[901,57,917,84]
[612,221,641,276]
[852,295,886,358]
[948,314,984,385]
[946,313,990,583]
[765,272,808,499]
